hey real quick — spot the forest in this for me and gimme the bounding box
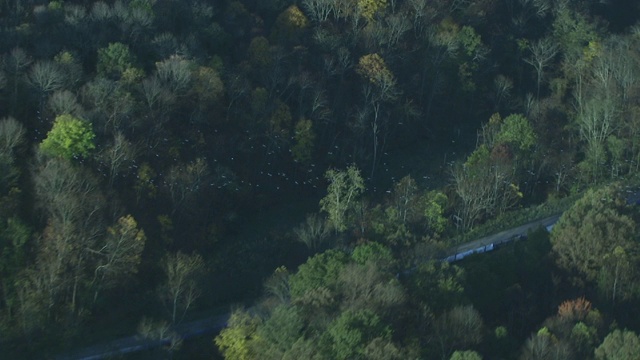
[1,0,640,358]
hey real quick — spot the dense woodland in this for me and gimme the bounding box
[2,0,640,358]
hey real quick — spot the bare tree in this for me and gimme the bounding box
[0,116,25,156]
[99,131,136,187]
[434,305,484,360]
[452,159,519,230]
[29,61,64,94]
[164,158,210,214]
[302,0,335,23]
[48,90,84,118]
[155,55,193,96]
[519,331,573,360]
[160,252,205,323]
[4,48,32,113]
[523,37,558,100]
[32,155,106,313]
[294,213,331,252]
[137,317,183,352]
[90,215,146,301]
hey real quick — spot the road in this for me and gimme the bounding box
[53,313,230,360]
[53,215,562,360]
[442,214,561,260]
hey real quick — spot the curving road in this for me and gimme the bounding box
[54,215,564,360]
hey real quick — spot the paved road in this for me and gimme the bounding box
[53,313,230,360]
[443,214,561,258]
[54,215,563,360]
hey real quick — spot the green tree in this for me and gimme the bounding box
[40,114,96,159]
[291,118,315,164]
[270,5,309,44]
[595,329,640,360]
[357,0,387,21]
[451,350,483,360]
[409,260,466,313]
[319,166,365,233]
[550,185,639,302]
[423,190,449,237]
[363,337,404,360]
[97,42,136,79]
[255,305,304,357]
[326,309,391,360]
[494,114,537,152]
[214,309,261,360]
[351,242,394,267]
[289,249,349,299]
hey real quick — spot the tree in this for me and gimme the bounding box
[40,114,96,159]
[523,37,559,99]
[47,90,84,118]
[337,261,405,313]
[389,175,421,225]
[264,266,291,304]
[28,61,64,96]
[576,94,619,183]
[550,185,639,302]
[97,42,136,79]
[519,328,573,360]
[423,190,449,237]
[291,118,316,164]
[408,261,466,314]
[159,251,204,323]
[255,305,304,357]
[319,166,365,233]
[155,55,193,96]
[451,350,483,360]
[193,65,224,105]
[434,305,484,359]
[595,329,640,360]
[31,155,106,315]
[289,249,349,299]
[90,215,146,301]
[214,309,261,360]
[98,131,136,187]
[452,145,520,229]
[0,217,31,327]
[302,0,335,23]
[53,50,83,89]
[294,213,331,252]
[137,317,183,353]
[164,158,210,214]
[363,337,404,360]
[4,48,32,114]
[357,0,387,21]
[494,114,537,153]
[271,5,309,44]
[0,117,26,158]
[83,77,135,133]
[356,54,398,177]
[326,309,391,360]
